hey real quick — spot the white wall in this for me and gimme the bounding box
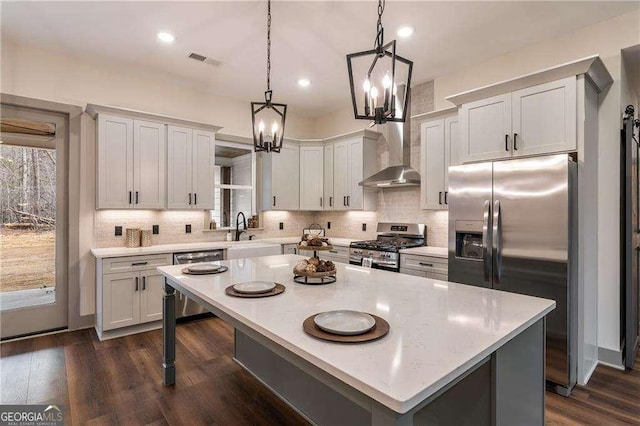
[0,39,315,139]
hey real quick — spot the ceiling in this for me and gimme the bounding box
[2,1,638,118]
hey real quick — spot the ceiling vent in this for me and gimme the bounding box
[187,52,222,67]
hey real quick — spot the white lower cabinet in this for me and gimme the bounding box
[97,254,172,339]
[282,244,298,255]
[318,245,349,264]
[400,254,448,280]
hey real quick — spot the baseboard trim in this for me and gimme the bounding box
[580,360,599,385]
[598,346,624,370]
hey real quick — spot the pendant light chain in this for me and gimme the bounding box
[375,0,385,50]
[266,0,272,93]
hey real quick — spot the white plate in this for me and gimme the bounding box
[187,263,221,273]
[314,310,376,336]
[233,281,277,294]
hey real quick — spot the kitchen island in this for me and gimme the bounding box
[158,254,554,425]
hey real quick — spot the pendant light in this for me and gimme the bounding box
[251,0,287,153]
[346,0,413,125]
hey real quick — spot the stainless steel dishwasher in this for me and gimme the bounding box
[173,250,224,319]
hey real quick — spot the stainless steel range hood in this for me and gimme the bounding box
[359,86,420,188]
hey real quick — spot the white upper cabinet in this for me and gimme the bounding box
[332,141,349,211]
[421,119,446,210]
[97,114,134,209]
[167,126,193,209]
[97,115,165,209]
[347,138,365,209]
[457,76,579,164]
[299,146,324,210]
[323,144,335,210]
[420,113,458,210]
[511,77,576,157]
[133,120,166,209]
[326,135,377,211]
[191,130,216,209]
[258,130,378,212]
[167,126,216,210]
[459,93,512,163]
[267,144,300,210]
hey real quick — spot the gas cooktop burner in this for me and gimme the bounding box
[349,240,422,252]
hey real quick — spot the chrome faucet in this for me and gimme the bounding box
[235,212,247,241]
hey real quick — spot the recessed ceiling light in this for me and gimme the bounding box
[298,78,311,88]
[397,27,414,38]
[157,32,175,43]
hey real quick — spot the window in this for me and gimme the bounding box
[211,141,255,228]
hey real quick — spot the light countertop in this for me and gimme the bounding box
[399,246,448,258]
[91,237,356,259]
[157,254,554,414]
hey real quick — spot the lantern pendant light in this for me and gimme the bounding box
[346,0,413,125]
[251,0,287,153]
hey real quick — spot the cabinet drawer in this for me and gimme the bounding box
[401,254,448,274]
[319,246,349,264]
[103,254,172,274]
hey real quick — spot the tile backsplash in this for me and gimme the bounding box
[93,210,315,247]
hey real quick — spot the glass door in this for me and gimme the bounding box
[0,106,68,339]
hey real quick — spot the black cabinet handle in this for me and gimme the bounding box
[505,134,509,151]
[129,191,132,204]
[513,133,518,151]
[439,192,443,205]
[347,196,350,206]
[320,197,323,207]
[419,262,434,267]
[194,193,197,205]
[329,250,338,254]
[343,196,346,206]
[131,261,148,266]
[135,277,139,291]
[329,196,333,207]
[188,193,192,205]
[273,196,276,207]
[135,191,139,204]
[444,191,448,205]
[142,276,146,291]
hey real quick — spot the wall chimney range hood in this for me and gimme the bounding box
[359,86,420,188]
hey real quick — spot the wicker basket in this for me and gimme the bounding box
[125,228,141,248]
[140,230,152,247]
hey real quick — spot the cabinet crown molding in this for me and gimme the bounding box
[411,106,458,122]
[445,55,613,106]
[86,103,223,133]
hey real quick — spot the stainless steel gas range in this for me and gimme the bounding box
[349,223,426,272]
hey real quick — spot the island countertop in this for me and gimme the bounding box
[157,254,554,414]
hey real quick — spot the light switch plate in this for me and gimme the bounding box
[362,223,367,231]
[279,222,284,230]
[152,225,159,235]
[115,226,122,236]
[185,224,191,233]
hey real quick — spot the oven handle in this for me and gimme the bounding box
[372,259,398,266]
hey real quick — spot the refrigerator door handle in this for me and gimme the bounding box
[482,200,491,282]
[493,200,502,285]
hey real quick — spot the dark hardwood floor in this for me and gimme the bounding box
[1,317,639,425]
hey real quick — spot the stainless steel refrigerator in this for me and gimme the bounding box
[448,153,577,396]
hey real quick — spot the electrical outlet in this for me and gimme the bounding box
[115,226,122,236]
[362,223,367,231]
[152,225,159,235]
[327,222,331,229]
[279,222,284,230]
[185,224,192,234]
